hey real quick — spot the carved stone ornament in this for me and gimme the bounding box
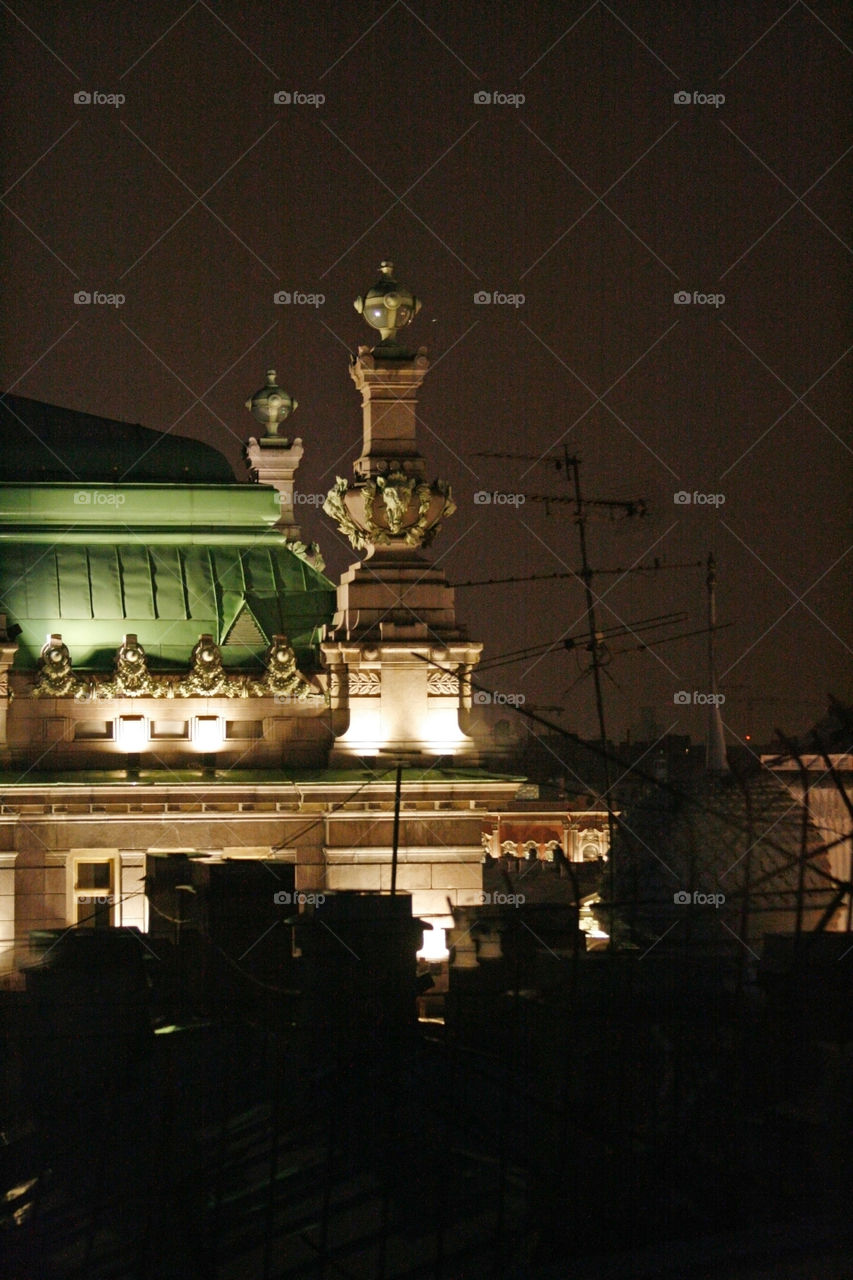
[323,471,455,553]
[286,539,325,572]
[32,635,89,699]
[348,670,381,696]
[251,635,318,701]
[175,636,234,698]
[31,633,322,702]
[427,669,460,696]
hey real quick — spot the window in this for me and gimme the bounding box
[70,853,117,928]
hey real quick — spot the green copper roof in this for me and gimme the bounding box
[0,482,336,670]
[0,394,236,483]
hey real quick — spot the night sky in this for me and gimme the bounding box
[1,0,850,744]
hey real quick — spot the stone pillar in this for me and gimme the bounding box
[244,369,304,540]
[351,347,428,479]
[321,265,482,763]
[244,436,305,540]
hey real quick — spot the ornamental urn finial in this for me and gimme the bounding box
[245,369,297,437]
[354,261,421,347]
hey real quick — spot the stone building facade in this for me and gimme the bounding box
[0,264,521,970]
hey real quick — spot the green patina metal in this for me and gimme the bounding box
[0,483,336,670]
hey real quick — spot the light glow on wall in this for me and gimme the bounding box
[193,715,224,752]
[116,715,148,752]
[418,921,449,962]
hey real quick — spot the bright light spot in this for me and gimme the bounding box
[116,715,147,752]
[194,715,224,752]
[579,901,605,934]
[418,923,449,962]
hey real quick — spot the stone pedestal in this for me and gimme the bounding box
[322,339,482,761]
[323,639,481,761]
[244,436,304,540]
[350,347,428,478]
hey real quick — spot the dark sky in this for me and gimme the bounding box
[1,0,850,744]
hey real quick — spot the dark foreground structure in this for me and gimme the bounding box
[1,887,852,1280]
